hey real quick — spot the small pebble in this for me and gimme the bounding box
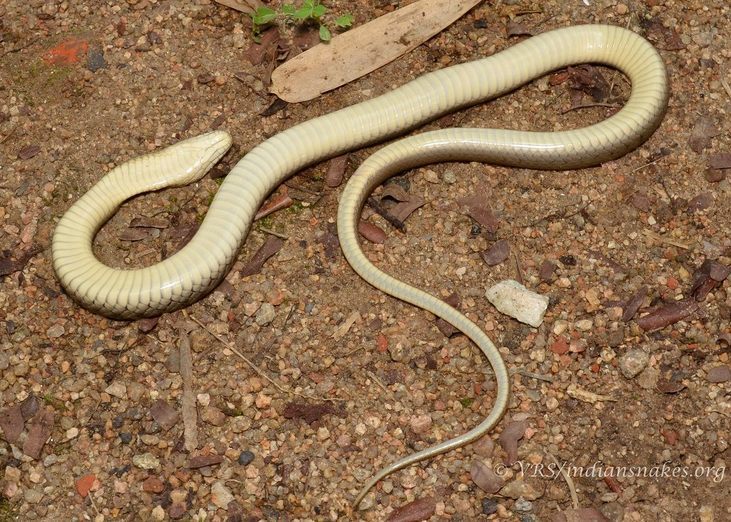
[486,280,549,328]
[238,450,254,466]
[255,303,276,326]
[619,349,649,379]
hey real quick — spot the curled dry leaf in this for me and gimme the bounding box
[499,420,527,465]
[690,259,730,301]
[18,144,41,160]
[240,235,285,277]
[567,65,610,101]
[244,28,281,66]
[386,496,437,522]
[129,216,168,229]
[636,298,699,331]
[655,380,686,394]
[118,228,149,242]
[470,460,504,493]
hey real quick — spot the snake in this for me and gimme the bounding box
[52,25,668,507]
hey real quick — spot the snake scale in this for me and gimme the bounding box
[52,25,668,506]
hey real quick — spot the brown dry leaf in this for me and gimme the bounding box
[150,399,180,431]
[254,191,293,221]
[499,420,527,465]
[386,496,437,522]
[240,236,285,277]
[0,405,24,445]
[481,239,510,266]
[325,154,348,188]
[391,197,425,223]
[688,116,719,153]
[691,260,730,301]
[539,260,556,283]
[187,454,223,469]
[435,293,460,337]
[271,0,482,102]
[0,246,42,277]
[506,20,534,37]
[18,144,41,160]
[137,316,159,333]
[282,402,336,424]
[655,380,686,394]
[457,194,499,234]
[118,228,149,242]
[244,28,281,66]
[568,65,610,101]
[23,409,54,459]
[358,220,387,244]
[213,0,263,15]
[642,18,685,51]
[622,286,648,322]
[707,366,731,383]
[636,299,699,331]
[708,152,731,169]
[470,460,504,493]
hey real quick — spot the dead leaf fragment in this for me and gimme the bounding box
[539,260,556,283]
[622,286,648,322]
[636,299,698,331]
[325,154,348,188]
[130,216,168,229]
[386,496,437,522]
[457,194,499,234]
[690,259,730,301]
[435,293,460,337]
[23,409,54,459]
[240,236,284,277]
[271,0,482,102]
[255,191,293,221]
[213,0,263,14]
[708,153,731,169]
[688,116,719,153]
[568,65,609,102]
[332,311,360,340]
[566,384,616,403]
[150,399,179,431]
[553,507,610,522]
[506,21,534,37]
[282,402,336,424]
[188,454,223,469]
[244,28,281,66]
[686,192,713,213]
[470,460,504,493]
[707,366,731,383]
[481,239,510,266]
[0,405,24,444]
[655,380,686,394]
[18,144,41,160]
[0,246,42,276]
[499,420,527,465]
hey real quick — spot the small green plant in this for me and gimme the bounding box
[251,1,354,42]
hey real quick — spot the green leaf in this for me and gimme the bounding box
[293,6,312,20]
[334,13,354,28]
[319,24,332,41]
[303,0,315,7]
[312,4,326,18]
[281,3,296,16]
[252,6,277,26]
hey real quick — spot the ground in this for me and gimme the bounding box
[0,0,730,521]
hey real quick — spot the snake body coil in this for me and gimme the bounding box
[52,25,668,505]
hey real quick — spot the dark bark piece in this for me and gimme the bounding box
[630,193,652,212]
[23,409,54,459]
[686,192,713,213]
[0,405,24,444]
[708,153,731,169]
[506,21,534,37]
[568,65,609,101]
[622,286,648,322]
[254,193,292,221]
[150,399,179,431]
[636,299,699,331]
[381,184,411,202]
[261,97,288,117]
[386,497,437,522]
[240,236,284,277]
[325,154,348,188]
[0,246,42,276]
[20,394,40,420]
[688,116,719,153]
[691,260,730,301]
[391,197,425,223]
[481,239,510,266]
[436,293,460,337]
[358,221,387,244]
[499,420,527,465]
[282,402,336,424]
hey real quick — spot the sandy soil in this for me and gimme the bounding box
[0,0,729,521]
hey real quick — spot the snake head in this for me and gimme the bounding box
[159,130,233,188]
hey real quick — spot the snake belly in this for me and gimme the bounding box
[52,25,668,505]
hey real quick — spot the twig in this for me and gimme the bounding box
[642,229,690,250]
[87,491,101,516]
[189,315,344,402]
[0,124,19,144]
[367,196,406,232]
[179,332,199,452]
[560,102,621,115]
[366,370,391,395]
[512,249,524,285]
[627,157,663,175]
[284,181,322,196]
[513,369,554,383]
[547,451,579,509]
[720,71,731,99]
[258,227,289,240]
